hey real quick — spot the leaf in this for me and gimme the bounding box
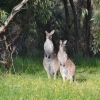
[90,18,94,21]
[85,9,88,15]
[0,10,8,22]
[82,8,88,18]
[30,29,37,34]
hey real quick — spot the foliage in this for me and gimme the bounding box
[91,26,100,55]
[0,9,8,22]
[91,3,100,24]
[81,8,88,18]
[32,0,54,24]
[91,2,100,54]
[0,0,54,29]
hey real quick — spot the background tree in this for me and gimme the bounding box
[0,0,100,70]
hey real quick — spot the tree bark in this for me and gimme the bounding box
[62,0,69,41]
[69,0,79,53]
[83,0,93,57]
[62,0,73,56]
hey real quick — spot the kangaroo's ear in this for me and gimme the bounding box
[63,40,67,44]
[45,31,48,35]
[60,40,62,44]
[50,30,55,35]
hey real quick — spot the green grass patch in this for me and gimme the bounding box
[0,55,100,100]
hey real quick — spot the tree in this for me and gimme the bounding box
[82,0,93,57]
[0,0,29,70]
[62,0,94,57]
[0,0,55,70]
[69,0,79,53]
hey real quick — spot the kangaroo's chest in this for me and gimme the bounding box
[44,40,54,53]
[60,66,68,76]
[58,52,67,64]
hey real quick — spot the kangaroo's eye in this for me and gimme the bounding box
[60,63,62,66]
[63,64,65,67]
[45,53,47,57]
[48,56,50,59]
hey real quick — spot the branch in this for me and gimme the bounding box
[2,35,11,70]
[0,60,7,65]
[50,8,65,32]
[9,27,22,46]
[0,0,29,33]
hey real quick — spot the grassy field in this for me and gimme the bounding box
[0,55,100,100]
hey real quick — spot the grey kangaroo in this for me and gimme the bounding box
[57,40,76,82]
[43,30,59,79]
[44,30,54,59]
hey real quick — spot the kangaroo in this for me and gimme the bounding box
[44,30,55,59]
[43,53,59,79]
[57,40,76,82]
[43,30,59,79]
[57,40,68,66]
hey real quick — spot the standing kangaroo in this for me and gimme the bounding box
[43,30,59,79]
[44,30,55,59]
[57,40,76,82]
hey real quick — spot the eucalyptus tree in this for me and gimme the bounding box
[0,0,29,70]
[0,0,54,70]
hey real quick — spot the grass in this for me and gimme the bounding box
[0,54,100,100]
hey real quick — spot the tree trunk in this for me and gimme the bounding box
[62,0,69,40]
[62,0,72,56]
[76,0,84,54]
[69,0,79,53]
[83,0,93,58]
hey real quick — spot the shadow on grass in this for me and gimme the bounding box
[76,75,87,83]
[76,68,100,83]
[88,69,100,74]
[77,69,100,74]
[77,70,87,73]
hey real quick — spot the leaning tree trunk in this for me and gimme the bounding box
[0,0,29,33]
